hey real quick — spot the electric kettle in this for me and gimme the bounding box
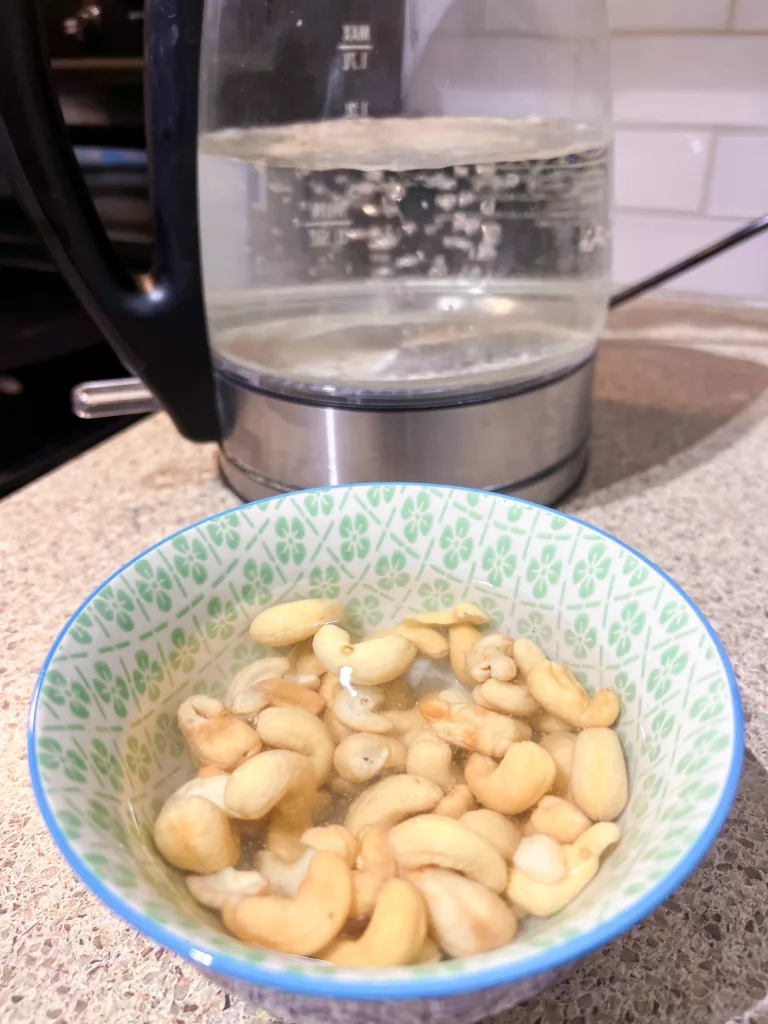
[0,0,612,502]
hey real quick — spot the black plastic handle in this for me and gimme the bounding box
[0,0,219,442]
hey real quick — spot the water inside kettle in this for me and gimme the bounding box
[198,116,611,400]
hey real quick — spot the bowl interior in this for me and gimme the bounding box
[30,485,740,999]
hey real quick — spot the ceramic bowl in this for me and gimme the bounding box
[29,485,742,1024]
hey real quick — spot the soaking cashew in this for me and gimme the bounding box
[383,708,426,735]
[323,707,352,744]
[530,710,574,735]
[448,623,485,688]
[301,824,358,865]
[186,867,269,910]
[412,937,442,964]
[196,765,227,779]
[473,680,540,718]
[225,657,291,719]
[345,774,443,835]
[434,784,476,819]
[154,796,240,874]
[177,695,262,772]
[527,661,620,729]
[252,679,325,716]
[387,814,508,892]
[249,598,344,647]
[465,633,517,684]
[330,774,366,799]
[334,733,407,783]
[529,795,591,844]
[460,809,521,864]
[513,835,567,884]
[350,825,398,918]
[380,675,416,710]
[465,741,556,815]
[512,638,548,681]
[539,731,576,798]
[368,624,449,661]
[407,868,517,958]
[402,602,488,628]
[418,696,532,758]
[223,851,352,955]
[405,732,454,792]
[255,847,315,898]
[506,823,621,917]
[570,727,628,822]
[256,706,334,785]
[333,686,393,734]
[224,749,315,821]
[288,638,326,679]
[319,672,342,704]
[322,879,427,967]
[313,624,417,686]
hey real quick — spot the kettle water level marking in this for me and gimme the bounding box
[338,23,373,73]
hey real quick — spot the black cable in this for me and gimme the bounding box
[609,213,768,309]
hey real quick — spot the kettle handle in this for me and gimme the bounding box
[0,0,219,442]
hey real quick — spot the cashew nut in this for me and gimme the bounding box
[539,731,576,798]
[513,834,567,884]
[412,937,442,964]
[418,696,532,758]
[323,707,352,744]
[330,774,367,800]
[301,824,358,865]
[405,732,454,792]
[350,825,398,918]
[434,784,476,819]
[529,795,591,844]
[319,672,342,705]
[387,814,508,892]
[473,680,540,718]
[333,686,392,734]
[196,765,228,779]
[168,774,232,814]
[465,741,556,815]
[345,773,443,835]
[506,823,620,917]
[334,733,407,783]
[512,638,548,681]
[255,847,315,898]
[154,796,240,874]
[402,602,488,628]
[226,657,291,718]
[177,695,261,771]
[527,661,620,729]
[186,867,268,910]
[383,708,427,735]
[460,809,521,864]
[322,879,427,967]
[531,710,574,735]
[449,623,485,688]
[255,706,334,785]
[313,624,417,686]
[288,638,326,679]
[222,851,352,955]
[224,749,315,821]
[368,624,449,661]
[465,633,517,684]
[570,727,628,822]
[249,598,344,647]
[253,678,325,716]
[407,867,517,958]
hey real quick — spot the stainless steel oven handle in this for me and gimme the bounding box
[71,378,160,418]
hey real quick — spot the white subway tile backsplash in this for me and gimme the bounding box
[612,37,768,127]
[607,0,731,31]
[708,135,768,217]
[613,212,768,297]
[614,130,711,211]
[734,0,768,31]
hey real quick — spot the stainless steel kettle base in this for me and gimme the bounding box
[216,356,594,506]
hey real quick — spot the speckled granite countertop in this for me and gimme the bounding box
[3,327,768,1024]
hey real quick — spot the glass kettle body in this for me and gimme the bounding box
[0,0,612,500]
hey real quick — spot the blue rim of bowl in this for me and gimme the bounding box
[28,484,744,1003]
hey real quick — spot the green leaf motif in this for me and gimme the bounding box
[367,485,395,507]
[154,712,184,758]
[374,551,410,592]
[308,565,341,599]
[622,555,649,588]
[660,601,689,634]
[440,518,473,572]
[172,536,208,584]
[207,513,241,550]
[526,545,562,599]
[242,559,274,606]
[205,596,238,640]
[345,595,383,633]
[59,810,82,840]
[572,543,611,599]
[607,600,646,657]
[38,737,89,783]
[93,585,135,633]
[132,649,163,701]
[516,610,553,645]
[507,504,524,524]
[44,669,91,719]
[90,738,123,792]
[401,492,433,544]
[92,661,130,718]
[70,611,93,645]
[481,535,517,588]
[417,579,454,613]
[169,627,200,673]
[275,516,308,566]
[135,561,173,612]
[126,735,151,783]
[647,645,688,700]
[564,612,597,660]
[339,514,370,562]
[304,491,334,516]
[613,670,636,702]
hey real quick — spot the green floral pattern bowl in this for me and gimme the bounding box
[29,485,742,1024]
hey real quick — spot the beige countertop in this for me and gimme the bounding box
[2,330,768,1024]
